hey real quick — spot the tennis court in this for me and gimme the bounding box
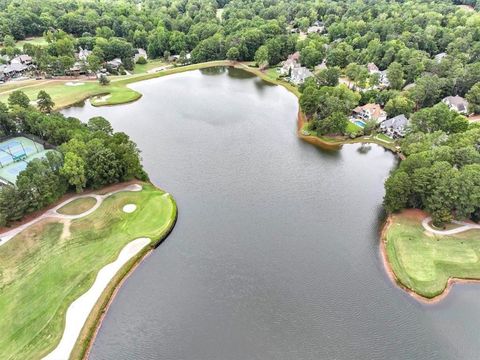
[0,137,51,184]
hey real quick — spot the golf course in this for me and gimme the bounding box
[384,210,480,300]
[0,182,177,360]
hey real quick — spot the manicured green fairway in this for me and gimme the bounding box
[385,213,480,299]
[57,196,97,215]
[0,183,176,360]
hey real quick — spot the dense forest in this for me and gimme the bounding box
[0,90,146,226]
[0,0,479,225]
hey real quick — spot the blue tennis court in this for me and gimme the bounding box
[0,137,49,184]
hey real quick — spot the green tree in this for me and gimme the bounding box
[384,96,415,117]
[60,152,86,192]
[254,45,269,68]
[37,90,54,113]
[317,112,348,135]
[466,82,480,114]
[226,47,240,61]
[387,62,404,90]
[316,67,340,87]
[99,75,110,86]
[88,116,113,134]
[8,90,30,109]
[384,171,411,212]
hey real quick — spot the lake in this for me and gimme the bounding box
[63,67,480,359]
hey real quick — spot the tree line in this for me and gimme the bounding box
[0,90,146,226]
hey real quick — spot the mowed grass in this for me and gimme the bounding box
[0,183,176,360]
[0,60,235,109]
[385,212,480,298]
[57,196,97,215]
[132,58,169,74]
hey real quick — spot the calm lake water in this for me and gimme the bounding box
[63,67,480,359]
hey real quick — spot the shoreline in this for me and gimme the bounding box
[0,181,177,360]
[380,213,480,304]
[74,185,178,360]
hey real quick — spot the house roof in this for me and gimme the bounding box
[443,95,468,111]
[292,67,312,79]
[353,103,385,119]
[434,52,447,62]
[381,114,408,130]
[367,63,379,73]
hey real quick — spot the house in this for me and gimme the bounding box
[442,95,469,114]
[77,47,91,61]
[280,52,300,76]
[0,63,28,78]
[307,21,325,34]
[106,58,122,70]
[134,48,147,63]
[352,103,387,123]
[378,70,390,88]
[434,52,447,63]
[290,67,313,85]
[168,53,191,63]
[67,61,86,76]
[367,63,379,74]
[379,114,409,138]
[10,55,32,66]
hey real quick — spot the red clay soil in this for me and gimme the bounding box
[0,180,139,235]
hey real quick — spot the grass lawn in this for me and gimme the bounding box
[132,58,169,74]
[16,37,48,49]
[385,212,480,299]
[0,183,176,360]
[57,197,97,215]
[0,36,48,50]
[346,121,362,134]
[375,133,394,143]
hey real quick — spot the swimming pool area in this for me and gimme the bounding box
[354,120,366,128]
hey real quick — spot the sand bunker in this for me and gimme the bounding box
[65,82,85,86]
[123,204,137,213]
[42,237,151,360]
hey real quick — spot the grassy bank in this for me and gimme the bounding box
[0,182,177,360]
[384,211,480,299]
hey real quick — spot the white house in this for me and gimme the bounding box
[10,55,32,66]
[442,95,469,114]
[352,103,387,123]
[77,47,91,61]
[106,58,122,70]
[134,48,148,62]
[379,114,409,138]
[290,67,313,85]
[434,52,447,63]
[280,52,300,76]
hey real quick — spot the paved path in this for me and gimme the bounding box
[0,184,142,246]
[422,216,480,235]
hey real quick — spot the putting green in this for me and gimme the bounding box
[385,212,480,299]
[0,183,176,360]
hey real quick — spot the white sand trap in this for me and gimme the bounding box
[123,204,137,213]
[42,237,151,360]
[65,81,85,86]
[94,94,111,103]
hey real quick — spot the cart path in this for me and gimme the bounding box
[0,183,142,246]
[422,216,480,235]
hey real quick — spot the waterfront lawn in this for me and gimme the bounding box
[57,196,97,215]
[0,183,176,360]
[385,212,480,299]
